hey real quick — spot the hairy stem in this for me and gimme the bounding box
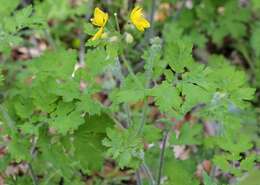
[120,55,142,86]
[114,13,143,88]
[136,168,143,185]
[79,0,93,65]
[147,0,157,39]
[141,162,156,185]
[138,0,159,134]
[78,32,85,65]
[157,130,169,185]
[109,13,133,127]
[137,99,148,135]
[28,163,38,185]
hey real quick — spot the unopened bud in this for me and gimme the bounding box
[125,32,133,44]
[218,6,225,15]
[109,36,118,42]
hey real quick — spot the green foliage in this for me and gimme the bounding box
[34,0,89,20]
[0,1,258,185]
[170,123,203,145]
[0,3,44,53]
[203,172,218,185]
[252,0,260,9]
[237,170,260,185]
[171,0,252,47]
[251,25,260,58]
[164,155,199,185]
[62,114,114,172]
[164,37,194,73]
[102,127,143,169]
[148,81,182,113]
[0,0,20,17]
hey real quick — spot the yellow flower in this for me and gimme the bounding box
[91,7,109,27]
[130,6,150,32]
[90,7,108,41]
[91,27,104,41]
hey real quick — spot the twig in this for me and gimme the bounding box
[156,130,169,185]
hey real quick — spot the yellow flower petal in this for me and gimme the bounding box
[91,27,104,41]
[91,7,108,27]
[130,7,141,19]
[130,6,150,32]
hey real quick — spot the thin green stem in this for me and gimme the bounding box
[137,54,154,135]
[114,58,133,127]
[114,12,143,127]
[137,99,148,135]
[123,103,132,127]
[114,13,121,32]
[115,10,147,185]
[78,30,86,65]
[114,12,143,88]
[120,54,143,88]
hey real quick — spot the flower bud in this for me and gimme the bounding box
[125,32,133,44]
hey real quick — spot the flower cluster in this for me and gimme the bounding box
[91,6,150,40]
